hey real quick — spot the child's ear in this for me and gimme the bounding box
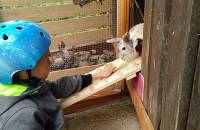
[106,38,121,44]
[122,32,130,43]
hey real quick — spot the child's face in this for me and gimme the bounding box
[31,50,51,80]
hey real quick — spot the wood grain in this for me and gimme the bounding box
[50,28,112,52]
[142,0,200,129]
[186,38,200,130]
[0,0,112,22]
[0,0,66,5]
[126,79,154,130]
[48,64,103,80]
[40,14,112,36]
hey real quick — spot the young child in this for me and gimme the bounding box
[0,20,114,130]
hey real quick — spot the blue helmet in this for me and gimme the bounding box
[0,20,51,84]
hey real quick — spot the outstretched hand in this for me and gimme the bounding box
[91,63,114,81]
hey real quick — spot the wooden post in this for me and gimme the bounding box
[117,0,130,37]
[112,0,130,58]
[142,0,200,129]
[186,39,200,130]
[126,79,154,130]
[115,0,130,92]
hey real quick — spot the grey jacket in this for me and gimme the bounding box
[0,75,92,130]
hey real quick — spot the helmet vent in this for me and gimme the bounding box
[1,25,6,28]
[40,32,44,37]
[16,27,22,30]
[3,34,8,40]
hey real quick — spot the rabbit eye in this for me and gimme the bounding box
[122,47,126,50]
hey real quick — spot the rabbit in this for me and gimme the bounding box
[106,23,144,61]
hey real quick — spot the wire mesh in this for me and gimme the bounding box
[50,42,115,71]
[49,0,117,71]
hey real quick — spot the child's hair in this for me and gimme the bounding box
[12,72,21,84]
[0,20,51,85]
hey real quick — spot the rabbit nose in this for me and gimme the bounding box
[122,47,126,50]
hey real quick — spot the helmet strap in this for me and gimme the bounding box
[27,70,32,79]
[27,70,40,87]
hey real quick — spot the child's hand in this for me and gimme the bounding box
[91,63,114,81]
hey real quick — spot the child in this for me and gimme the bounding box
[0,20,114,130]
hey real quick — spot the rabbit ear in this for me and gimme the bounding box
[106,38,121,43]
[122,32,130,43]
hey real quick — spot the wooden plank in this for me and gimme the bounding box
[40,14,112,36]
[50,28,112,52]
[141,0,152,118]
[126,79,154,130]
[112,0,130,92]
[159,0,200,129]
[113,0,129,58]
[48,64,103,80]
[186,39,200,130]
[83,80,122,100]
[0,0,66,5]
[60,57,141,108]
[64,93,129,114]
[142,0,163,128]
[0,0,112,22]
[142,0,200,129]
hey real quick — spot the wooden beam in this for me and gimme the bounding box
[50,28,112,52]
[117,0,130,37]
[126,79,154,130]
[112,0,130,58]
[0,0,112,22]
[64,93,129,114]
[48,64,103,80]
[40,14,112,37]
[0,0,65,5]
[60,57,141,108]
[112,0,131,93]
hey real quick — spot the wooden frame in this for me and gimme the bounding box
[48,64,103,80]
[126,79,154,130]
[117,0,130,37]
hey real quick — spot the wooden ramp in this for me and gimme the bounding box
[61,57,142,108]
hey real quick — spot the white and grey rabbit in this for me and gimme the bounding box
[107,23,144,60]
